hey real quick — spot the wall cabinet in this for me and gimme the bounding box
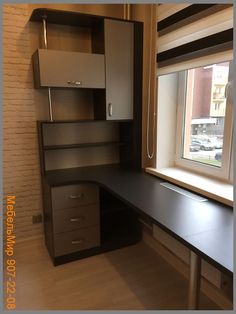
[31,9,137,121]
[32,49,105,89]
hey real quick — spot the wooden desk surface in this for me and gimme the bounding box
[45,164,233,275]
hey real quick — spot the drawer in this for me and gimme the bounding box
[53,204,100,234]
[51,184,99,210]
[54,226,100,257]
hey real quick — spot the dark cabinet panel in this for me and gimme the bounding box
[32,49,105,89]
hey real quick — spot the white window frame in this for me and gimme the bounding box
[175,60,233,182]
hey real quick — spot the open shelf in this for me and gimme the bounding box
[100,187,131,214]
[43,141,127,150]
[101,209,142,246]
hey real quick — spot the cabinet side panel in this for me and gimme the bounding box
[93,89,106,120]
[32,50,41,88]
[104,19,134,120]
[37,122,46,174]
[42,179,55,259]
[119,122,133,165]
[92,20,105,54]
[133,22,143,169]
[118,23,143,168]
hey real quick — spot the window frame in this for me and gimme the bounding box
[175,60,233,182]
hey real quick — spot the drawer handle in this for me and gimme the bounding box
[71,239,84,245]
[69,193,84,199]
[70,216,84,223]
[67,80,82,86]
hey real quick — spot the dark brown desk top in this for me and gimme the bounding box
[45,164,233,275]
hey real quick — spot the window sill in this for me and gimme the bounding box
[146,167,233,207]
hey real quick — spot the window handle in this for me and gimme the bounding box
[224,81,232,98]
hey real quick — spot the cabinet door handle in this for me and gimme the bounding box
[70,216,84,222]
[69,193,84,199]
[108,103,112,116]
[67,80,82,86]
[71,239,84,245]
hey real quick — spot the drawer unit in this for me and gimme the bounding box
[54,226,100,257]
[53,204,100,234]
[51,184,99,210]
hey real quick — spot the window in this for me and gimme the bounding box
[175,61,233,181]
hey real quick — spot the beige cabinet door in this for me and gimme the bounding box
[33,49,105,89]
[104,19,134,120]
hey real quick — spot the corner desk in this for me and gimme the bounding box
[44,163,233,310]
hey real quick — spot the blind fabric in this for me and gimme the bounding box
[157,7,233,53]
[157,3,191,22]
[157,50,233,76]
[156,4,233,75]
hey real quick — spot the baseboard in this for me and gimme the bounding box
[142,231,233,310]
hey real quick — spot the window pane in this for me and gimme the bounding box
[182,62,230,167]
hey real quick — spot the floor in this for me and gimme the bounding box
[6,237,220,310]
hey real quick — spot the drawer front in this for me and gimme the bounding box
[53,204,100,234]
[54,226,100,257]
[51,184,99,210]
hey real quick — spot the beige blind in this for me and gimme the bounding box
[157,4,233,76]
[157,3,191,22]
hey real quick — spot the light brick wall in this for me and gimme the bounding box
[3,4,43,240]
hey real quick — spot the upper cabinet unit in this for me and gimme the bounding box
[104,19,134,120]
[30,8,142,121]
[32,49,105,89]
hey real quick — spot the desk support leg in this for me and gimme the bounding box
[188,251,201,309]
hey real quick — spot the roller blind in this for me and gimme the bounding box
[156,4,233,76]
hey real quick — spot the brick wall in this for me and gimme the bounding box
[3,4,43,240]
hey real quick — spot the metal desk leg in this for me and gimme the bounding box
[188,251,201,309]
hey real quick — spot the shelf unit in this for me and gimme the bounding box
[31,8,143,265]
[31,8,143,122]
[100,187,142,252]
[37,119,137,172]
